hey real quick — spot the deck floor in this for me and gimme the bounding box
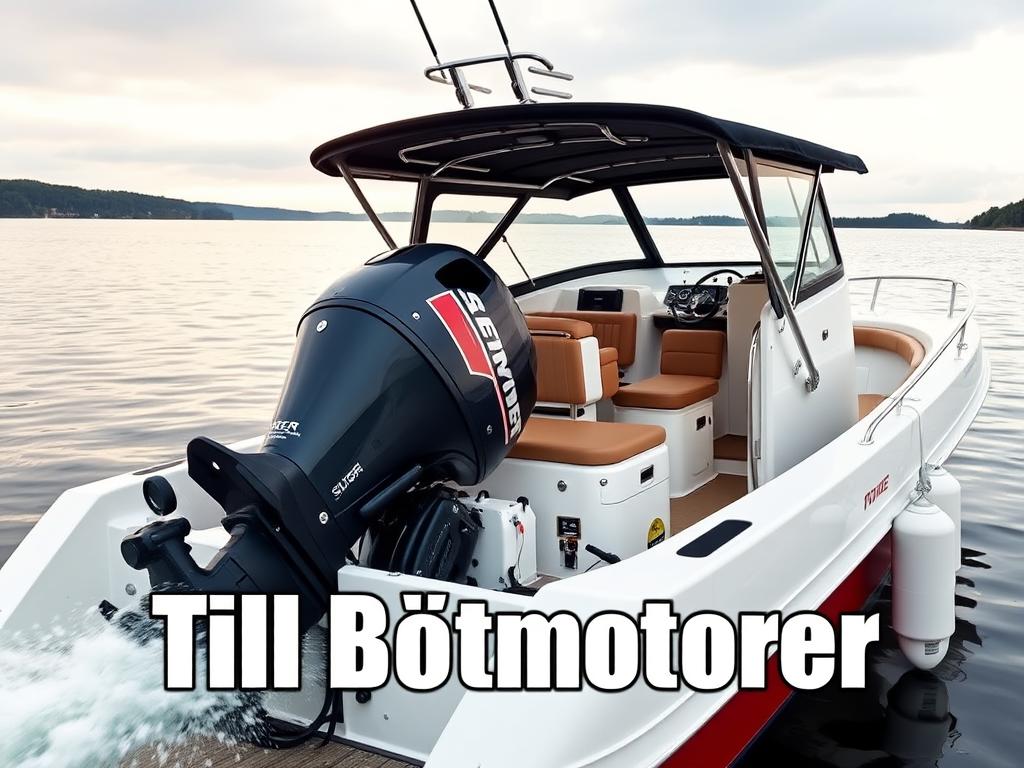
[713,434,747,462]
[125,739,415,768]
[670,473,748,534]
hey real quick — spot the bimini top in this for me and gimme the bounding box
[310,102,867,200]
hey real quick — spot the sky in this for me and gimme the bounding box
[1,0,1022,220]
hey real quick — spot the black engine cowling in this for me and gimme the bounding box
[121,244,536,632]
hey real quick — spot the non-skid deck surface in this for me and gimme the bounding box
[713,434,747,462]
[670,473,748,534]
[125,739,415,768]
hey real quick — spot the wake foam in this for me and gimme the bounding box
[0,605,262,768]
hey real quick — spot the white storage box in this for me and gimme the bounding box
[466,443,670,578]
[614,398,714,497]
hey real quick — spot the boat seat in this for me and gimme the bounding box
[514,315,664,466]
[612,329,724,410]
[854,326,925,372]
[854,326,925,419]
[509,417,666,465]
[525,315,617,415]
[612,374,718,410]
[612,329,724,497]
[529,311,637,367]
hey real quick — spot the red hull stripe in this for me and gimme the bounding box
[661,533,892,767]
[426,290,511,444]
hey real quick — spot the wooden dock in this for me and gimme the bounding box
[125,739,415,768]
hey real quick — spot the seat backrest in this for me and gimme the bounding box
[525,316,617,409]
[531,311,637,367]
[660,329,725,378]
[853,326,925,377]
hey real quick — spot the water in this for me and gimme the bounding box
[1,220,1022,766]
[0,605,261,767]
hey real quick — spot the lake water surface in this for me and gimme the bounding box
[1,220,1021,766]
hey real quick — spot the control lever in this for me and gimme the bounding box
[585,543,621,565]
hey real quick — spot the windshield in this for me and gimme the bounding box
[429,190,644,287]
[629,179,757,264]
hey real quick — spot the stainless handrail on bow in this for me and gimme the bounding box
[849,276,975,445]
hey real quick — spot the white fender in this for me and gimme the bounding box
[926,465,962,572]
[892,497,955,670]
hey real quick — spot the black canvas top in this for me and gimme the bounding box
[310,102,867,200]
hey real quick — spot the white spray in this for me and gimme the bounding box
[0,605,263,768]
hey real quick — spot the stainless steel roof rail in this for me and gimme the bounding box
[718,141,822,393]
[849,276,975,445]
[398,123,646,173]
[409,0,574,108]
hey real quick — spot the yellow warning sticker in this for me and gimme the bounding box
[647,517,666,548]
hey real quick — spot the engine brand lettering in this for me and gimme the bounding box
[267,420,302,440]
[332,462,364,499]
[864,474,890,509]
[426,289,522,443]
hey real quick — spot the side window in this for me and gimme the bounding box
[752,161,841,298]
[799,194,840,289]
[753,163,813,293]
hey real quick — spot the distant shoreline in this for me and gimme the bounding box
[3,178,1020,231]
[0,215,983,230]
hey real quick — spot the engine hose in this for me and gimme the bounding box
[260,683,339,749]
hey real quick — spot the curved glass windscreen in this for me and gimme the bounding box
[754,161,838,295]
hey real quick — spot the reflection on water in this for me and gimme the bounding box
[744,570,983,767]
[1,220,1022,765]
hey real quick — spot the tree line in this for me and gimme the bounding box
[968,199,1024,229]
[0,179,232,219]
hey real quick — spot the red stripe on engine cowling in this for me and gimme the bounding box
[427,290,511,444]
[428,291,492,378]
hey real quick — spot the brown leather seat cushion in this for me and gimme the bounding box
[854,326,925,371]
[508,417,666,466]
[858,393,887,419]
[532,311,637,366]
[661,329,725,378]
[599,347,619,399]
[612,374,719,410]
[525,315,594,339]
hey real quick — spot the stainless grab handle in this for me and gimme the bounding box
[747,325,761,490]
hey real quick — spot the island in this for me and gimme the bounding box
[968,199,1024,230]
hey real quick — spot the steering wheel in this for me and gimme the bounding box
[668,268,746,324]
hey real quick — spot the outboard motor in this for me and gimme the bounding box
[121,245,536,633]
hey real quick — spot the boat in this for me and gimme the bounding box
[0,8,989,767]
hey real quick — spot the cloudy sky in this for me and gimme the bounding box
[2,0,1021,219]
